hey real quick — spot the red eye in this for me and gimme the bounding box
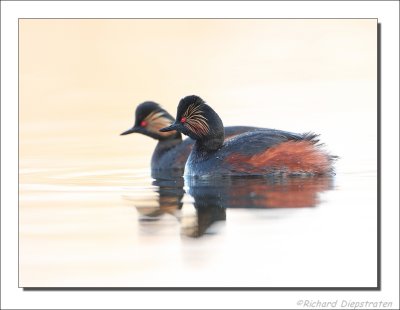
[180,117,187,123]
[140,121,147,127]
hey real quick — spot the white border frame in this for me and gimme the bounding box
[2,1,399,309]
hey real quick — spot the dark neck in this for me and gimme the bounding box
[152,135,183,167]
[196,130,224,152]
[156,132,182,149]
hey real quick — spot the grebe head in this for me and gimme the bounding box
[120,101,179,140]
[160,95,224,150]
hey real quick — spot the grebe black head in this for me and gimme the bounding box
[160,95,224,150]
[120,101,179,140]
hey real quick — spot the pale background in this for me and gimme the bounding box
[20,19,377,163]
[1,1,398,308]
[19,18,377,287]
[20,18,377,171]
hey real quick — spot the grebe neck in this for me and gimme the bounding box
[196,130,224,152]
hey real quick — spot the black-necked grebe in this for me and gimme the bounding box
[120,101,264,170]
[160,95,336,176]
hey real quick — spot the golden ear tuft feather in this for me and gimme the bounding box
[182,103,209,136]
[144,111,175,137]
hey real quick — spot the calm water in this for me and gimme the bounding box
[19,119,377,288]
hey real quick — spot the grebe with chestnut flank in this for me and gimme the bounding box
[160,95,336,177]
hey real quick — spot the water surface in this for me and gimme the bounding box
[19,130,377,288]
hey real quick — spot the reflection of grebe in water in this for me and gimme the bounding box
[183,176,334,237]
[133,170,184,221]
[127,172,334,238]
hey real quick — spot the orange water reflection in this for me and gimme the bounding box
[130,173,334,238]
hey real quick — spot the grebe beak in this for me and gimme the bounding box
[159,123,179,132]
[120,126,140,135]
